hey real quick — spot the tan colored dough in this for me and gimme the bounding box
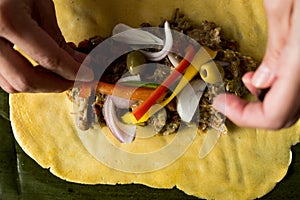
[10,0,300,199]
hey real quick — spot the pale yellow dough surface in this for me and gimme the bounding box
[10,0,300,199]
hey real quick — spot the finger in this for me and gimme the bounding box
[66,46,87,63]
[251,0,293,88]
[28,66,74,93]
[32,0,87,63]
[31,0,65,46]
[0,38,73,93]
[213,56,300,129]
[251,64,276,88]
[212,92,293,129]
[264,76,300,129]
[290,0,300,45]
[262,0,293,68]
[213,0,299,129]
[242,72,258,95]
[0,1,93,82]
[213,94,266,128]
[270,0,300,124]
[242,72,271,101]
[0,73,17,93]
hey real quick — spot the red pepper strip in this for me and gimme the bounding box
[132,46,196,121]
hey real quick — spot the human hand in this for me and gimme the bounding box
[0,0,93,93]
[213,0,300,129]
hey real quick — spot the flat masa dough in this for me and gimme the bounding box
[10,0,300,199]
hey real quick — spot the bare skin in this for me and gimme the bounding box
[213,0,300,129]
[0,0,93,93]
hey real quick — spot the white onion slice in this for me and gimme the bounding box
[167,53,180,67]
[112,23,163,46]
[103,96,136,143]
[110,96,135,109]
[112,22,173,61]
[177,79,206,122]
[111,75,140,109]
[199,129,221,159]
[140,21,173,61]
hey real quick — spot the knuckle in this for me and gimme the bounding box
[39,54,61,69]
[39,53,78,81]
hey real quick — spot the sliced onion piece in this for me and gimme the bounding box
[216,60,230,67]
[111,75,140,109]
[112,23,163,46]
[140,21,173,61]
[177,79,206,122]
[167,53,180,67]
[103,96,136,143]
[199,128,221,159]
[110,96,135,109]
[112,22,173,61]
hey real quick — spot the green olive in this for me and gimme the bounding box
[126,51,146,75]
[200,61,224,84]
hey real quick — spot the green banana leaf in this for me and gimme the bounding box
[1,88,299,199]
[0,89,9,121]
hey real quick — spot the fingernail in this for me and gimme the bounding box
[242,74,251,85]
[251,65,274,88]
[242,72,257,95]
[212,95,226,114]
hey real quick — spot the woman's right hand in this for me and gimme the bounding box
[213,0,300,130]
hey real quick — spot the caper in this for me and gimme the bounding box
[126,51,146,75]
[200,61,224,84]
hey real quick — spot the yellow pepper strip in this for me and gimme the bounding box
[122,47,217,124]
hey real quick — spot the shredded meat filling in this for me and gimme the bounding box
[68,9,258,135]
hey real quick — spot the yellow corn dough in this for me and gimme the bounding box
[10,0,300,199]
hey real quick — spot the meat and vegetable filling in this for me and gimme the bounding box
[67,9,258,142]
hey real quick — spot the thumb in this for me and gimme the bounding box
[251,0,293,88]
